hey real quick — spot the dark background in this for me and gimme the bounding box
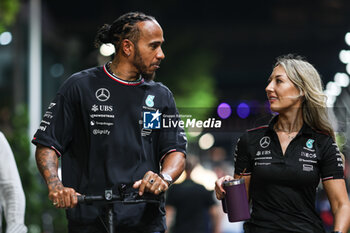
[40,0,350,154]
[41,0,350,99]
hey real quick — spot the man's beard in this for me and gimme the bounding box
[133,46,156,81]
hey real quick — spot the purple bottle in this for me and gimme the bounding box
[221,179,250,222]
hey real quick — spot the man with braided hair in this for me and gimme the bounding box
[32,12,187,233]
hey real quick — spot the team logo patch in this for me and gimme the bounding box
[143,110,161,129]
[145,95,155,107]
[259,136,270,148]
[306,139,314,149]
[96,88,110,102]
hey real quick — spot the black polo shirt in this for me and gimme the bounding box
[234,116,344,233]
[166,179,216,233]
[32,63,187,232]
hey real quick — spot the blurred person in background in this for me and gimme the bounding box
[166,155,220,233]
[0,131,27,233]
[215,54,350,233]
[32,12,186,233]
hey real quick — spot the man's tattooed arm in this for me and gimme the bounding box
[35,144,63,191]
[35,144,78,208]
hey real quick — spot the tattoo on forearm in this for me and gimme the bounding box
[36,147,62,190]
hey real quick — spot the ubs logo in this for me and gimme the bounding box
[96,88,110,102]
[91,104,113,112]
[260,136,270,148]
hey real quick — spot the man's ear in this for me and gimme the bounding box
[121,39,134,57]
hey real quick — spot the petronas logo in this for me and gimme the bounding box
[306,139,314,149]
[145,95,155,107]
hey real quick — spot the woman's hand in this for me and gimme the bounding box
[215,175,234,200]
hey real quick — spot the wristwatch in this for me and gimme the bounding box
[159,173,173,186]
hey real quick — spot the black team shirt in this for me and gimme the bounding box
[234,116,344,233]
[32,63,187,232]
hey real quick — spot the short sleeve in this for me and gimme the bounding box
[31,92,75,157]
[319,137,344,181]
[158,90,187,162]
[234,132,252,176]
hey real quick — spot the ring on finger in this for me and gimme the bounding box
[149,179,155,184]
[158,187,162,192]
[53,202,58,206]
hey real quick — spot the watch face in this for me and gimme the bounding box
[161,173,172,184]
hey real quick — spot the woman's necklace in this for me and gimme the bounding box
[274,126,298,140]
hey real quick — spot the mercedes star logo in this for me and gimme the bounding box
[259,136,270,148]
[95,88,110,102]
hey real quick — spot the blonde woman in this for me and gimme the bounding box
[215,54,350,233]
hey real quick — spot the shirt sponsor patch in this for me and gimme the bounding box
[48,102,56,109]
[95,88,110,101]
[145,95,155,107]
[91,104,113,112]
[256,150,271,156]
[300,151,317,159]
[259,136,270,148]
[92,129,110,135]
[255,162,271,166]
[306,139,314,149]
[299,158,317,164]
[303,164,313,172]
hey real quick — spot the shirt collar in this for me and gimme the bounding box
[103,62,144,86]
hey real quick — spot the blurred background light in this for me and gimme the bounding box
[49,63,64,78]
[99,43,115,56]
[346,63,350,75]
[198,133,215,150]
[334,73,350,87]
[191,164,218,190]
[236,102,250,119]
[187,126,202,137]
[345,32,350,46]
[217,102,232,119]
[0,31,12,45]
[326,81,341,96]
[323,89,332,97]
[339,50,350,64]
[326,95,336,107]
[173,164,218,190]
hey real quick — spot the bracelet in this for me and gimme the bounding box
[331,231,342,233]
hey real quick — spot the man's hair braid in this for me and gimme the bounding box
[94,12,156,51]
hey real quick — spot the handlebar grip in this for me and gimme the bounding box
[77,195,85,203]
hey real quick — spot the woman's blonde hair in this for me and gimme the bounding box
[275,54,335,139]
